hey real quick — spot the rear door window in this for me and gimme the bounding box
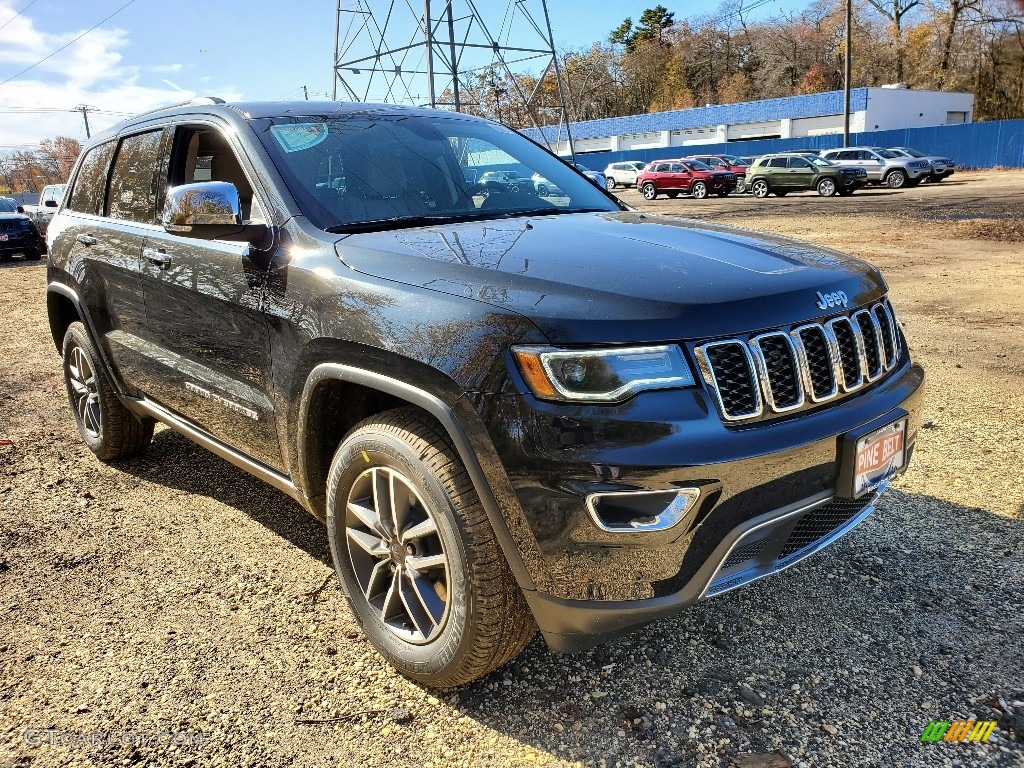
[65,142,116,216]
[767,158,787,168]
[107,130,165,223]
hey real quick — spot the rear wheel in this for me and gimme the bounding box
[691,181,708,199]
[61,322,153,460]
[751,179,769,198]
[606,178,617,190]
[327,408,536,687]
[817,178,836,197]
[23,248,41,261]
[641,183,658,200]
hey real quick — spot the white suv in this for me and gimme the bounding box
[819,147,931,189]
[603,161,646,189]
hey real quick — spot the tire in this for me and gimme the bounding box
[606,178,617,190]
[666,191,679,198]
[641,183,657,200]
[885,169,907,189]
[326,408,535,687]
[932,175,946,182]
[837,189,854,196]
[817,178,836,197]
[691,181,708,199]
[751,180,769,198]
[735,179,747,194]
[536,184,549,196]
[62,322,153,461]
[23,249,41,261]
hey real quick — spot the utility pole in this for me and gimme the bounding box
[75,104,94,138]
[843,0,852,146]
[303,85,309,100]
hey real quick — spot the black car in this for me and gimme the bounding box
[0,197,45,261]
[46,99,924,687]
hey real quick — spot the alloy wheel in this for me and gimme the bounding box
[345,466,451,645]
[818,179,836,197]
[67,344,101,439]
[692,182,707,199]
[752,181,768,198]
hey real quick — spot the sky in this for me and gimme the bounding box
[0,0,801,151]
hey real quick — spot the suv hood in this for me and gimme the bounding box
[335,211,886,344]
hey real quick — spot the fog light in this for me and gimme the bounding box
[586,488,700,533]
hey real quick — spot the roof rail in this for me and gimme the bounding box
[116,96,228,123]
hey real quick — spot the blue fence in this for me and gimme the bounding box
[570,120,1024,171]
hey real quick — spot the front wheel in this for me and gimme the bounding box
[886,169,907,189]
[837,188,854,196]
[751,180,769,198]
[327,408,536,687]
[62,322,153,460]
[641,183,658,200]
[691,181,708,199]
[817,178,836,197]
[606,178,617,190]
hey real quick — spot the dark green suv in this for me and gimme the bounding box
[747,153,868,198]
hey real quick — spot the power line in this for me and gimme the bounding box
[0,0,41,33]
[0,0,141,89]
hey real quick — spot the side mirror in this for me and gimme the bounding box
[161,181,271,245]
[44,200,58,208]
[17,205,24,213]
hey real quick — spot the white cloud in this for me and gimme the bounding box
[0,2,242,152]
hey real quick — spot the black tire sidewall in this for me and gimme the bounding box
[753,181,768,197]
[692,182,707,198]
[326,430,474,681]
[642,183,656,199]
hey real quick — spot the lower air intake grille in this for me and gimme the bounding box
[778,498,869,559]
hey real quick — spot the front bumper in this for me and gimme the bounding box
[0,231,43,256]
[475,358,925,650]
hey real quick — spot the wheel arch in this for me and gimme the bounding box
[296,363,538,592]
[46,282,83,353]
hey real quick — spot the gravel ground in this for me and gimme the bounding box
[2,171,1022,768]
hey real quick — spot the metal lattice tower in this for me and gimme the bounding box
[330,0,575,156]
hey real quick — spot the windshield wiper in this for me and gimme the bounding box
[323,207,611,234]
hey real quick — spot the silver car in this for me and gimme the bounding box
[603,160,646,189]
[819,147,931,189]
[887,147,955,182]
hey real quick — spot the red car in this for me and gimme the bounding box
[685,154,751,193]
[637,159,738,200]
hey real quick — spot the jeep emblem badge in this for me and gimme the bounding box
[815,290,849,310]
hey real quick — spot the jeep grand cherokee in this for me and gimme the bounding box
[45,99,924,687]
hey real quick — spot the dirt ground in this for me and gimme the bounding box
[1,170,1022,768]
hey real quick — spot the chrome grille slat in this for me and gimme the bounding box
[696,302,900,422]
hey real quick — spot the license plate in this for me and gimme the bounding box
[0,234,8,241]
[853,418,906,496]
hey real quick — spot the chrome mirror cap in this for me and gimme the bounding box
[162,181,241,232]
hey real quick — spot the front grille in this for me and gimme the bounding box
[696,301,901,422]
[778,498,869,559]
[720,539,768,570]
[0,221,21,231]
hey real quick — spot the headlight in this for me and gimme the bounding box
[512,345,695,403]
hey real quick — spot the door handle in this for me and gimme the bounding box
[143,247,171,269]
[76,234,96,246]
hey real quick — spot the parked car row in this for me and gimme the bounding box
[601,146,955,200]
[0,196,46,262]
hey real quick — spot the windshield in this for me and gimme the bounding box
[811,157,833,167]
[0,199,19,213]
[252,114,618,232]
[628,161,645,170]
[897,147,926,158]
[720,155,745,165]
[874,148,900,159]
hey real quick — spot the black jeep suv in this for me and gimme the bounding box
[46,99,924,687]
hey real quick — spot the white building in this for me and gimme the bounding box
[523,86,974,155]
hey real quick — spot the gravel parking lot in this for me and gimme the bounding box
[1,170,1022,768]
